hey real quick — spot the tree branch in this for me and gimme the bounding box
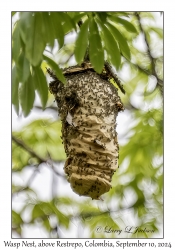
[135,12,163,94]
[126,58,163,87]
[12,135,46,163]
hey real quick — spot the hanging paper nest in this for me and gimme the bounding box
[48,63,124,200]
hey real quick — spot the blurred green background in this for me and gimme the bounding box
[12,12,163,238]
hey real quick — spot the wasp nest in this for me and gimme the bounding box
[48,65,124,200]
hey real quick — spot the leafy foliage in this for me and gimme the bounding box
[12,12,163,238]
[12,11,138,116]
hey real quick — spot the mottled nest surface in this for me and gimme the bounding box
[48,65,124,200]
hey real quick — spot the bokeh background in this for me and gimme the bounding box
[12,12,163,238]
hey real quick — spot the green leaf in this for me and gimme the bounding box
[108,12,130,18]
[40,12,65,48]
[80,204,100,220]
[75,19,89,64]
[48,202,70,229]
[12,65,19,115]
[98,20,121,69]
[12,11,17,17]
[89,18,104,73]
[19,12,32,43]
[32,204,45,220]
[20,12,46,66]
[58,12,77,34]
[43,217,51,231]
[73,12,87,24]
[33,66,48,108]
[145,31,151,44]
[150,27,163,39]
[67,12,77,19]
[140,12,155,20]
[43,55,66,84]
[108,15,137,33]
[12,140,31,171]
[55,197,77,205]
[41,12,56,48]
[50,12,65,48]
[16,51,30,83]
[19,74,35,117]
[12,210,23,226]
[107,22,131,60]
[12,21,21,62]
[12,185,35,194]
[54,209,70,229]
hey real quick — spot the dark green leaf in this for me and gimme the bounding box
[33,66,48,108]
[12,21,21,62]
[108,15,137,33]
[107,23,131,60]
[75,19,89,64]
[43,55,66,84]
[19,74,35,117]
[98,20,121,69]
[20,12,46,66]
[96,12,108,23]
[89,18,104,73]
[16,51,30,83]
[12,65,19,114]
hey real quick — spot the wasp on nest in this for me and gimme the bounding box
[47,61,124,200]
